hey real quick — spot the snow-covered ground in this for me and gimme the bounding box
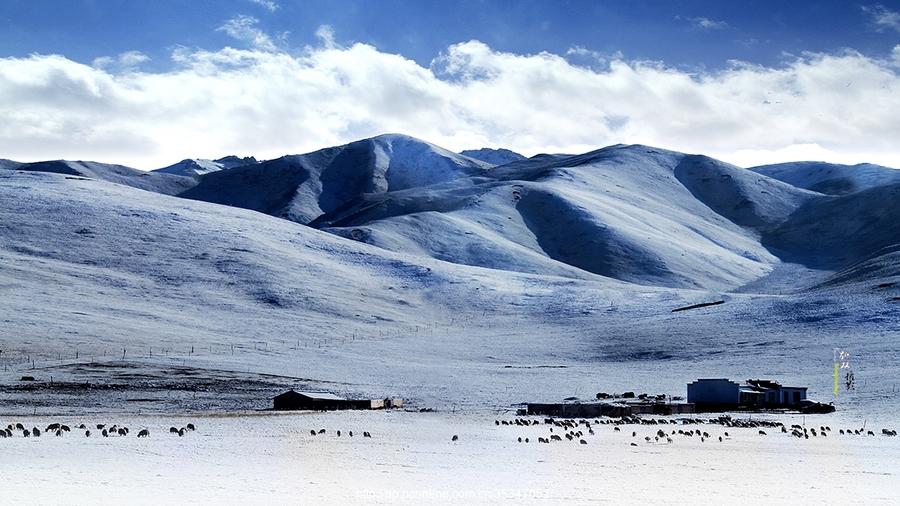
[1,411,897,505]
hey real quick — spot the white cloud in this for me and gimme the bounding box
[1,36,899,170]
[315,24,337,49]
[678,16,729,31]
[216,15,277,51]
[248,0,279,12]
[92,50,150,70]
[862,5,900,32]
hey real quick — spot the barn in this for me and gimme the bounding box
[272,390,398,411]
[273,390,353,411]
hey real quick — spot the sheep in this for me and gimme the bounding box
[579,439,587,445]
[61,425,70,432]
[517,437,522,443]
[102,430,108,437]
[96,424,105,430]
[310,430,316,436]
[186,424,196,431]
[178,428,185,437]
[363,432,371,438]
[137,429,150,438]
[613,427,620,432]
[759,430,767,436]
[15,423,24,431]
[336,430,341,437]
[630,442,638,447]
[170,427,180,434]
[451,435,458,441]
[46,423,60,432]
[32,428,41,437]
[85,430,91,437]
[318,429,326,434]
[23,429,30,438]
[349,431,353,437]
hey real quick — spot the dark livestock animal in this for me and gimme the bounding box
[137,429,150,438]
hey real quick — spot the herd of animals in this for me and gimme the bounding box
[0,421,197,439]
[479,415,898,446]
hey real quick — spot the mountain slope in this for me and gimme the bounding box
[154,156,258,178]
[460,148,526,166]
[12,160,196,195]
[0,158,22,170]
[180,134,491,224]
[321,145,819,290]
[750,161,900,195]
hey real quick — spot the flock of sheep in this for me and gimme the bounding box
[0,421,197,439]
[485,415,897,446]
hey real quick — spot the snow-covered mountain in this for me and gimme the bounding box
[154,155,258,178]
[180,133,491,224]
[750,161,900,195]
[8,159,196,195]
[460,148,526,166]
[0,158,22,170]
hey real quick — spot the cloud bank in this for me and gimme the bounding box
[0,29,898,169]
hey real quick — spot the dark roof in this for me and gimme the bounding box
[273,389,346,401]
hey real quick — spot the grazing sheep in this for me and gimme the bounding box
[61,425,70,432]
[102,430,108,437]
[451,435,458,441]
[96,424,105,430]
[23,429,30,438]
[867,431,875,436]
[77,424,86,430]
[46,423,60,432]
[0,431,6,439]
[718,436,722,442]
[170,427,179,434]
[337,430,341,437]
[525,438,529,443]
[137,429,150,438]
[33,428,41,437]
[840,429,845,435]
[349,431,353,437]
[613,427,620,432]
[495,420,499,426]
[630,442,638,447]
[186,424,196,431]
[364,432,371,438]
[318,429,325,434]
[517,437,522,443]
[310,430,316,436]
[55,430,63,437]
[85,431,91,437]
[579,439,587,445]
[15,423,24,431]
[759,430,767,436]
[178,428,185,437]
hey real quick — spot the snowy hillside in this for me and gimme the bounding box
[154,155,258,178]
[0,158,21,170]
[9,159,196,195]
[460,148,526,166]
[320,144,822,290]
[180,133,491,224]
[2,169,900,414]
[750,161,900,195]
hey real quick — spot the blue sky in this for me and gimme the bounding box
[0,1,899,168]
[2,0,898,70]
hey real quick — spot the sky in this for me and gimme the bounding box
[0,0,899,169]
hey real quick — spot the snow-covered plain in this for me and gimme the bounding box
[2,135,900,502]
[1,411,897,505]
